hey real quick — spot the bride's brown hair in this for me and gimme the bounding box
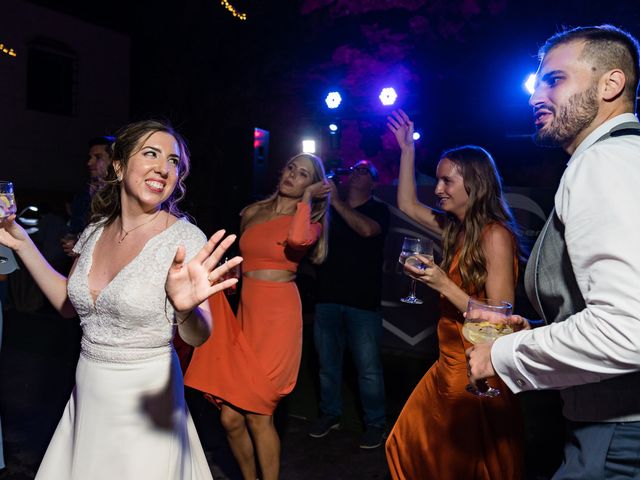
[90,120,190,226]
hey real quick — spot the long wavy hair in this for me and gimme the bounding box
[246,153,330,265]
[90,120,190,226]
[439,146,520,293]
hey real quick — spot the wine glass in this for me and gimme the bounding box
[0,181,17,220]
[462,297,513,397]
[398,237,433,305]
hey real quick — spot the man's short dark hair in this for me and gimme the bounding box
[88,135,114,157]
[88,135,115,149]
[540,25,640,105]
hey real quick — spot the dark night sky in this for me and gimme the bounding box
[26,0,640,230]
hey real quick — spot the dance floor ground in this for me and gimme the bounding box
[0,308,562,479]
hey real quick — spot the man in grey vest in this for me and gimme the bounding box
[467,25,640,479]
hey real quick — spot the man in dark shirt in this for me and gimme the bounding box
[61,135,113,256]
[309,160,390,449]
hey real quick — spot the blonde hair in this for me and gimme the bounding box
[244,153,330,264]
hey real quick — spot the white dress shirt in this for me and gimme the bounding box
[492,113,640,398]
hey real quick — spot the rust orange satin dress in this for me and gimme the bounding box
[184,203,321,415]
[385,229,524,480]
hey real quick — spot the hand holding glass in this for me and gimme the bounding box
[462,297,513,398]
[0,181,16,219]
[398,237,433,305]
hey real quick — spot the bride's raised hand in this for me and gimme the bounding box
[386,109,414,150]
[0,214,29,251]
[165,230,243,314]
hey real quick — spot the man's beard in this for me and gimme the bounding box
[533,83,599,147]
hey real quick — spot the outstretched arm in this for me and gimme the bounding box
[387,109,443,235]
[0,215,76,317]
[165,230,242,346]
[490,146,640,393]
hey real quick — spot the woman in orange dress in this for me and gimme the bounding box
[185,153,330,480]
[385,110,525,479]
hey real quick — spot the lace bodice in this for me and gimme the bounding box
[67,219,206,362]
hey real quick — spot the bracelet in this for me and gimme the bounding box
[164,297,193,326]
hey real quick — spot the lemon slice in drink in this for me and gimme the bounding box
[405,255,427,270]
[0,195,12,216]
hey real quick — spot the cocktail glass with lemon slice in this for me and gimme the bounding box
[463,297,513,397]
[0,181,16,219]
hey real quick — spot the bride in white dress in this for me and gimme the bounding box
[0,120,242,479]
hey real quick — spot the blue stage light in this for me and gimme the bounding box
[379,87,398,106]
[412,132,421,141]
[524,74,536,94]
[325,92,342,109]
[329,123,338,132]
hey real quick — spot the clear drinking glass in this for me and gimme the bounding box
[0,181,17,219]
[398,237,433,305]
[220,257,241,295]
[462,297,513,397]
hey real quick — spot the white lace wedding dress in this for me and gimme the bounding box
[34,219,214,480]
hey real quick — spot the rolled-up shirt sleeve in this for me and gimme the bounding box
[492,139,640,393]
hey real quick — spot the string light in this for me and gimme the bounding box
[0,43,17,58]
[220,0,247,21]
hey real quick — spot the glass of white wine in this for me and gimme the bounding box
[398,237,433,305]
[0,181,17,220]
[462,297,513,398]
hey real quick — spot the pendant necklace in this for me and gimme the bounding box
[118,210,162,244]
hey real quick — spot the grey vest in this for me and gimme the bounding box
[0,245,18,275]
[524,121,640,422]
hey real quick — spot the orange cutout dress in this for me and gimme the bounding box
[184,202,322,415]
[385,227,524,480]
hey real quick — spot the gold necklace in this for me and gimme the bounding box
[117,210,162,244]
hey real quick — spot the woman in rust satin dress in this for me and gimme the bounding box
[185,153,330,480]
[386,110,525,479]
